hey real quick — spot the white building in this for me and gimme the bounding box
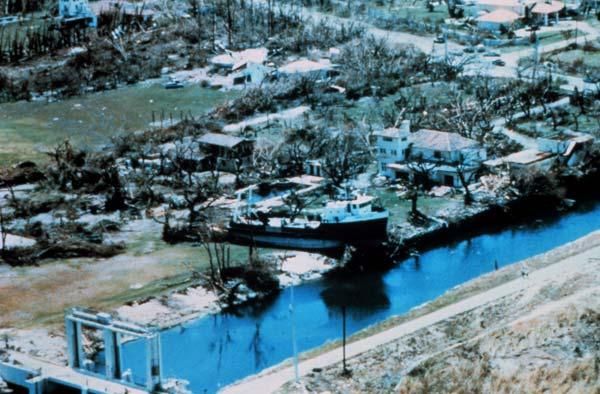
[59,0,97,26]
[375,124,487,188]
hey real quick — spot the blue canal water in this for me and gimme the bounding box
[122,200,600,393]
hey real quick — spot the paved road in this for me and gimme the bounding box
[222,232,600,394]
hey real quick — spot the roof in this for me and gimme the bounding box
[89,0,155,16]
[477,9,521,23]
[409,129,480,152]
[476,0,520,8]
[0,231,36,249]
[374,127,409,139]
[210,47,268,68]
[486,149,554,165]
[387,163,473,173]
[198,133,247,148]
[279,59,331,74]
[531,0,564,14]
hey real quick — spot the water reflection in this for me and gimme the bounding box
[320,273,390,319]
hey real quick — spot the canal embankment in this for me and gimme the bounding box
[224,230,600,394]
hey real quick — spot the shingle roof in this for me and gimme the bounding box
[198,133,246,148]
[409,129,480,151]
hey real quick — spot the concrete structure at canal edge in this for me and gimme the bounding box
[65,308,163,392]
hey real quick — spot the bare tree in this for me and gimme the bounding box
[455,153,480,205]
[321,129,370,187]
[403,151,440,222]
[281,190,320,222]
[0,207,7,255]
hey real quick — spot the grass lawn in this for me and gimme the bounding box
[514,104,600,138]
[0,83,236,165]
[545,48,600,75]
[374,187,463,227]
[385,4,448,24]
[498,29,586,53]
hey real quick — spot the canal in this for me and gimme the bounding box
[121,200,600,393]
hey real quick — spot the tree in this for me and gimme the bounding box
[0,207,7,256]
[277,125,327,176]
[405,152,439,222]
[455,152,480,205]
[443,0,464,18]
[321,129,370,187]
[407,152,439,190]
[281,190,319,222]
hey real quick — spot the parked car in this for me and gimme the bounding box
[492,59,506,66]
[463,47,475,53]
[484,51,500,57]
[476,45,486,53]
[434,35,446,44]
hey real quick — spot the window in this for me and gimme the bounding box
[383,137,393,142]
[434,150,442,159]
[391,149,397,156]
[379,148,387,154]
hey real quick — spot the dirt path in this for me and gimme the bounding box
[221,231,600,394]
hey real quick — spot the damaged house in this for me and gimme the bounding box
[375,122,487,188]
[485,131,595,174]
[198,133,254,173]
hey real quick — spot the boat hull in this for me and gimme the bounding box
[227,216,388,252]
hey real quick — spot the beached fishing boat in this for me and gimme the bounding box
[227,194,389,251]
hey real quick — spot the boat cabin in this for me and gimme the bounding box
[320,195,380,223]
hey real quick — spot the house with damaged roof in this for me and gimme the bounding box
[374,122,487,188]
[198,132,254,173]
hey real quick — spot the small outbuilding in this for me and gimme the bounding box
[198,133,254,172]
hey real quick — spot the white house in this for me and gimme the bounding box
[375,124,487,188]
